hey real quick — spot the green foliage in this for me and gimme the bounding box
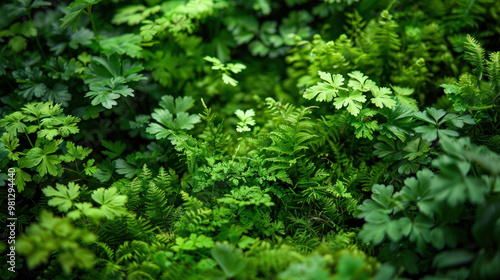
[204,56,246,86]
[83,55,146,109]
[2,0,500,279]
[16,211,97,273]
[211,241,246,277]
[0,102,88,191]
[307,69,399,117]
[42,182,128,221]
[43,182,80,212]
[303,71,346,102]
[235,109,256,133]
[146,95,201,143]
[414,107,475,142]
[359,137,500,277]
[442,35,500,112]
[91,187,128,219]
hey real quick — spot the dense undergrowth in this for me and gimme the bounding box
[0,0,499,279]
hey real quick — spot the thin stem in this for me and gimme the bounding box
[124,98,136,117]
[491,175,497,195]
[63,167,80,174]
[87,6,100,45]
[28,9,45,59]
[492,92,500,103]
[24,132,34,148]
[387,0,398,11]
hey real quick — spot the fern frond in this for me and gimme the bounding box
[486,51,500,92]
[97,214,157,247]
[94,241,115,261]
[130,262,161,279]
[98,218,135,247]
[487,135,500,153]
[290,230,321,254]
[126,215,157,241]
[139,164,153,180]
[126,178,143,211]
[301,186,330,205]
[145,182,174,230]
[153,232,175,246]
[116,240,150,264]
[246,242,303,277]
[180,191,204,211]
[154,166,172,189]
[101,261,124,280]
[464,34,485,80]
[358,161,390,190]
[162,264,191,280]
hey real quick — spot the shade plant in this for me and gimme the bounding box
[0,0,499,279]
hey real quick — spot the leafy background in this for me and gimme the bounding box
[0,0,499,279]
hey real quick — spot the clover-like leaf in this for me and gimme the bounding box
[211,242,246,278]
[85,77,134,109]
[146,97,201,140]
[334,90,367,116]
[0,112,28,136]
[91,187,128,219]
[23,140,63,177]
[61,141,91,162]
[397,169,436,217]
[371,86,396,109]
[392,85,418,111]
[235,109,256,132]
[303,71,344,102]
[43,182,80,212]
[358,184,396,218]
[100,34,143,58]
[348,71,376,92]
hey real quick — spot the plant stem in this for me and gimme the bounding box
[124,98,136,117]
[87,6,100,45]
[24,132,34,148]
[63,167,80,174]
[491,174,497,195]
[28,9,46,59]
[492,91,500,103]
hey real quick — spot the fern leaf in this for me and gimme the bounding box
[464,34,485,80]
[486,52,500,93]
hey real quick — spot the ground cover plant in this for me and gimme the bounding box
[0,0,499,279]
